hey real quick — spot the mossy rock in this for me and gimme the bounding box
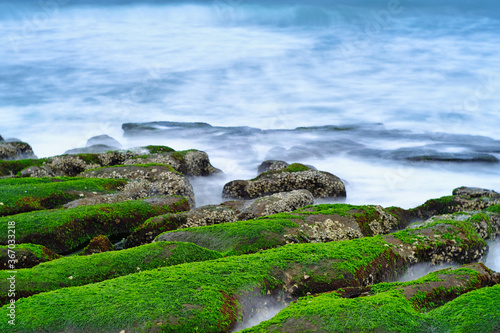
[125,205,236,248]
[242,263,499,333]
[0,158,49,177]
[0,244,61,270]
[125,147,221,176]
[222,163,346,199]
[0,215,488,332]
[0,241,223,306]
[0,196,190,254]
[156,204,403,256]
[79,235,114,255]
[0,177,127,217]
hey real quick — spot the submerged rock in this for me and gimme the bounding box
[222,163,346,199]
[0,141,37,160]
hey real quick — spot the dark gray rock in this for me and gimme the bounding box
[124,150,221,176]
[236,190,314,220]
[65,145,119,154]
[222,164,346,200]
[80,165,196,207]
[0,141,37,160]
[86,135,121,148]
[453,187,500,199]
[0,135,3,142]
[257,160,289,174]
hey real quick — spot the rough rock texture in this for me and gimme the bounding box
[126,205,236,248]
[2,214,490,333]
[453,186,500,199]
[257,160,289,174]
[236,190,314,220]
[243,263,500,333]
[222,165,346,199]
[79,235,114,255]
[80,165,195,207]
[0,244,61,270]
[0,141,37,160]
[124,150,221,176]
[156,204,406,256]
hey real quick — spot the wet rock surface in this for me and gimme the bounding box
[223,163,346,199]
[0,141,37,160]
[79,235,114,255]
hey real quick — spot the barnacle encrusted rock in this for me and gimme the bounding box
[80,165,195,206]
[124,150,221,176]
[0,141,37,160]
[126,205,237,247]
[236,189,314,220]
[222,163,346,199]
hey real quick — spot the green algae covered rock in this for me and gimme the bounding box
[125,204,237,248]
[0,241,223,306]
[0,215,488,333]
[0,177,127,217]
[242,263,500,333]
[79,235,114,255]
[0,244,61,270]
[156,204,403,256]
[0,196,190,254]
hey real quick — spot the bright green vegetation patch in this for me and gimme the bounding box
[392,218,487,255]
[0,158,49,177]
[0,236,398,332]
[0,177,127,216]
[485,204,500,213]
[429,284,500,333]
[156,214,302,255]
[0,196,188,254]
[0,243,61,270]
[0,241,222,306]
[142,145,175,154]
[243,266,497,333]
[244,290,426,333]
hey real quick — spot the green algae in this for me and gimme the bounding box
[0,241,222,306]
[0,196,189,253]
[0,177,127,216]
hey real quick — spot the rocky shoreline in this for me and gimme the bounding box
[0,134,499,332]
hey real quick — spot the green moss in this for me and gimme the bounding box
[428,284,500,332]
[171,149,197,161]
[0,243,61,269]
[0,241,222,306]
[0,177,127,216]
[0,158,49,177]
[0,235,401,332]
[243,266,495,333]
[245,290,425,333]
[485,204,500,213]
[83,163,182,175]
[157,215,301,256]
[142,145,175,154]
[0,196,189,254]
[253,163,312,180]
